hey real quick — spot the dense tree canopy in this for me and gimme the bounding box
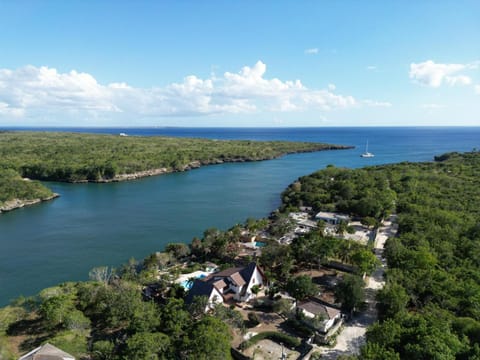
[0,131,347,207]
[282,151,480,358]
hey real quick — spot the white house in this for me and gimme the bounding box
[315,211,350,225]
[297,299,342,334]
[185,262,266,310]
[19,343,75,360]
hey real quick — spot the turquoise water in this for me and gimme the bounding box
[255,242,267,248]
[1,127,479,305]
[180,274,207,290]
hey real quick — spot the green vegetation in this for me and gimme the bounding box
[239,331,301,350]
[0,131,347,181]
[286,275,318,302]
[0,168,54,208]
[334,274,365,315]
[0,131,348,208]
[281,164,396,218]
[2,278,233,359]
[282,151,480,359]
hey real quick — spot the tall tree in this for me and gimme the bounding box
[181,316,232,360]
[286,275,318,303]
[335,274,365,315]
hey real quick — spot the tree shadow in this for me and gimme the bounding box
[6,317,44,336]
[6,317,52,352]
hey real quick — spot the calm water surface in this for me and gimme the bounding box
[1,127,479,305]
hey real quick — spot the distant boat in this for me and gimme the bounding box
[360,140,374,158]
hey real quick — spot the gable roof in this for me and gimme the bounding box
[298,300,340,320]
[229,272,246,286]
[207,262,262,286]
[19,343,75,360]
[185,262,264,305]
[239,262,261,284]
[213,279,227,290]
[212,266,244,277]
[184,279,217,305]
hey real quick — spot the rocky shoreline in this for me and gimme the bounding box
[0,194,60,214]
[93,146,354,183]
[0,145,353,212]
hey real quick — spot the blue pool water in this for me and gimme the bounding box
[180,273,207,290]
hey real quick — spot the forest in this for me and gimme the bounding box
[0,131,348,207]
[281,151,480,359]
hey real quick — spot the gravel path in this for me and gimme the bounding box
[308,215,397,359]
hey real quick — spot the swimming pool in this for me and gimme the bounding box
[180,273,207,290]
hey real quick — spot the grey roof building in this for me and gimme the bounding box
[18,343,75,360]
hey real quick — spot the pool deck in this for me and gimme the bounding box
[174,270,211,285]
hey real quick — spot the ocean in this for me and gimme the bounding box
[0,127,479,305]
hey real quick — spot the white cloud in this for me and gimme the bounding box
[0,102,25,117]
[445,75,472,86]
[474,85,480,94]
[304,48,319,55]
[363,100,392,107]
[0,61,388,122]
[409,60,478,88]
[366,65,377,71]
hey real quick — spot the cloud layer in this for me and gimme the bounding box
[409,60,477,88]
[0,62,388,122]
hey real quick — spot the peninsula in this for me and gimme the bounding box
[0,131,352,213]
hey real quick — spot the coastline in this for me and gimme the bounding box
[0,145,353,213]
[0,193,59,214]
[85,145,354,183]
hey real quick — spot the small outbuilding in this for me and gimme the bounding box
[297,299,341,334]
[315,212,350,225]
[19,343,75,360]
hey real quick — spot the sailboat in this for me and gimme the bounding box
[360,140,374,158]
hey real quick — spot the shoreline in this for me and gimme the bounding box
[82,145,354,183]
[0,145,353,212]
[0,193,60,214]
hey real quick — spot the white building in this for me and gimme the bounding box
[315,211,350,225]
[185,262,266,311]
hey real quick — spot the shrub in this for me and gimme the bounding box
[239,331,300,350]
[247,312,260,327]
[285,318,314,337]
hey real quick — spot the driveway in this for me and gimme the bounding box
[307,215,397,359]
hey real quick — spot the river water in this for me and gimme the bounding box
[0,127,479,305]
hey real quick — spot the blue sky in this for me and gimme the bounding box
[0,1,479,127]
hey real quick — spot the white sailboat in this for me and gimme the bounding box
[360,140,374,158]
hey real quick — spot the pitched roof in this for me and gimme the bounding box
[229,272,246,286]
[213,279,227,290]
[212,267,244,277]
[19,343,75,360]
[298,301,340,320]
[184,279,217,305]
[206,262,261,287]
[239,262,258,284]
[185,262,264,305]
